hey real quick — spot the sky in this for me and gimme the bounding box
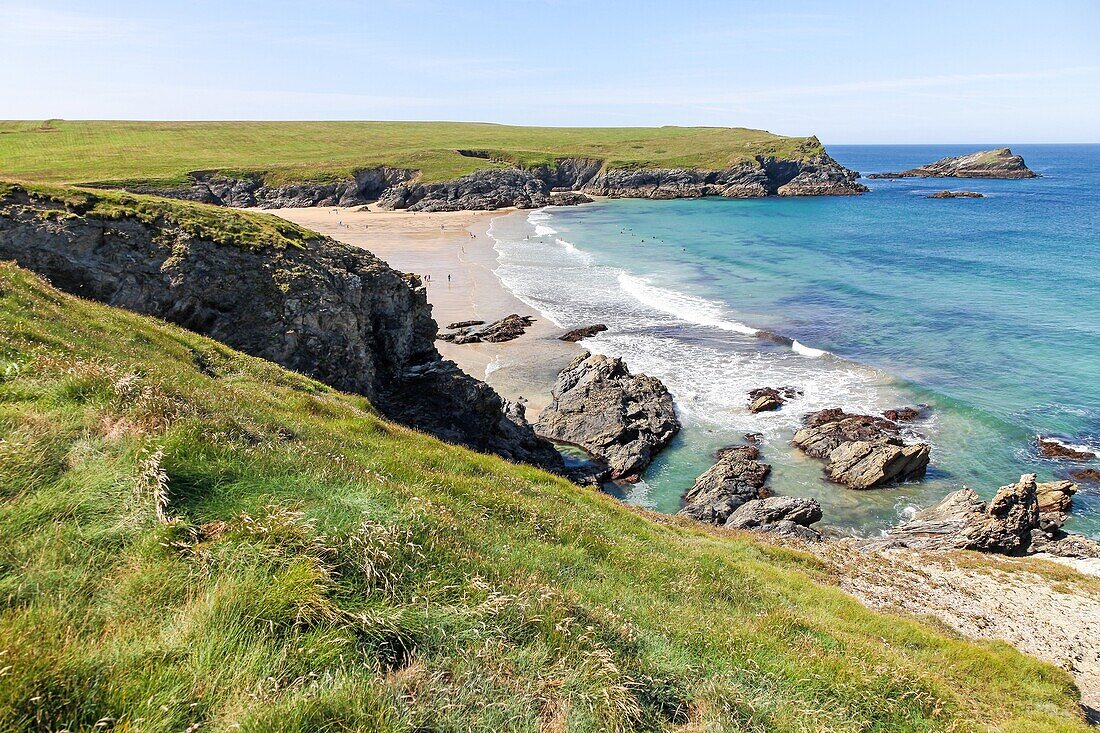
[2,0,1099,143]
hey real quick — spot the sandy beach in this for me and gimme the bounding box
[269,205,581,416]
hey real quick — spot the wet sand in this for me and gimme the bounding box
[268,205,580,416]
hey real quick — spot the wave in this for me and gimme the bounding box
[527,210,557,237]
[792,340,829,358]
[617,272,759,336]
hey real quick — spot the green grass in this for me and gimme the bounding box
[0,181,316,250]
[0,120,826,186]
[0,262,1090,731]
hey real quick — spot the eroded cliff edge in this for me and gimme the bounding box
[103,140,867,211]
[0,184,562,471]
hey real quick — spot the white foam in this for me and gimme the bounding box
[792,340,829,358]
[617,272,759,336]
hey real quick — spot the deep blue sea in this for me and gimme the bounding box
[488,145,1100,537]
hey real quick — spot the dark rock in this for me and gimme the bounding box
[883,406,924,422]
[109,148,866,215]
[679,445,771,524]
[926,190,984,199]
[439,314,534,344]
[1036,437,1096,461]
[0,185,563,473]
[724,496,824,541]
[868,148,1037,180]
[537,351,680,482]
[792,409,930,489]
[559,324,608,342]
[447,320,484,329]
[755,330,795,346]
[743,432,763,445]
[105,167,419,209]
[748,386,802,413]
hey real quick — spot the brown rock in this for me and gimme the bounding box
[747,386,802,413]
[792,409,930,489]
[1036,437,1096,461]
[1069,468,1100,484]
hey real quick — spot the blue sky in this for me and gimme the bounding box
[2,0,1098,143]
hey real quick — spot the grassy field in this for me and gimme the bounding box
[0,256,1090,731]
[0,181,316,250]
[0,120,825,186]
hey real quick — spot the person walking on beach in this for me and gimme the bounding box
[447,274,451,283]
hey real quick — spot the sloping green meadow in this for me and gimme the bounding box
[0,120,824,186]
[0,257,1088,731]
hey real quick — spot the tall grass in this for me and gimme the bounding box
[0,262,1089,732]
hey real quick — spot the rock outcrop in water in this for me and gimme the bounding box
[926,190,984,199]
[437,314,534,344]
[747,386,802,413]
[873,474,1099,558]
[869,148,1037,179]
[537,352,680,482]
[1037,437,1097,461]
[725,496,824,541]
[104,148,866,212]
[0,185,563,472]
[679,445,771,524]
[792,409,931,489]
[558,324,607,342]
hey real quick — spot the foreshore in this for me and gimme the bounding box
[268,205,581,417]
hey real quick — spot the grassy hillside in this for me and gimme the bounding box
[0,261,1089,731]
[0,181,316,250]
[0,120,825,186]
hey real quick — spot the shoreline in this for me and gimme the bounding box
[268,205,581,417]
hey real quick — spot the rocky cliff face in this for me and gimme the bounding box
[0,186,562,471]
[119,168,419,209]
[868,148,1037,179]
[108,149,866,212]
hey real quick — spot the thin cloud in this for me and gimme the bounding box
[0,3,149,40]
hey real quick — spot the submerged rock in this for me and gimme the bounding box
[558,324,608,342]
[791,409,930,489]
[926,190,984,199]
[1069,468,1100,484]
[679,445,771,524]
[747,386,802,413]
[537,351,680,482]
[869,148,1037,180]
[1036,437,1096,461]
[724,496,824,541]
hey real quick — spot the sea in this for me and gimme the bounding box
[486,144,1100,538]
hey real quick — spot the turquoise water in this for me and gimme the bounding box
[488,145,1100,537]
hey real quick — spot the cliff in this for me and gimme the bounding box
[868,147,1037,179]
[100,150,866,212]
[0,183,562,470]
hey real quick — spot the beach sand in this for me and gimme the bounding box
[268,205,580,416]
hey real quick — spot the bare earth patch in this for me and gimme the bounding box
[813,540,1100,722]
